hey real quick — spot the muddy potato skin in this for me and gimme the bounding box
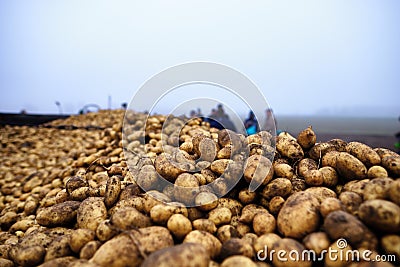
[277,192,320,239]
[346,142,381,167]
[36,201,80,227]
[183,230,222,259]
[69,228,95,253]
[129,226,174,255]
[261,178,292,200]
[336,152,368,180]
[276,135,304,161]
[389,179,400,205]
[90,234,143,267]
[77,197,107,231]
[363,178,393,200]
[110,206,152,230]
[141,242,210,267]
[381,156,400,176]
[9,244,46,267]
[358,199,400,233]
[297,126,316,150]
[367,165,388,178]
[243,155,274,185]
[221,255,257,267]
[271,238,312,267]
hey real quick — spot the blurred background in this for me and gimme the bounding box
[0,1,399,146]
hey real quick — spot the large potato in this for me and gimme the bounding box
[276,135,304,161]
[90,234,143,267]
[358,199,400,233]
[261,178,292,200]
[183,230,222,259]
[77,197,107,231]
[141,242,210,267]
[277,192,320,239]
[129,226,174,255]
[36,201,80,227]
[110,207,152,230]
[335,152,367,180]
[346,142,381,167]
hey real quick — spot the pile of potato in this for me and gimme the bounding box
[0,110,399,267]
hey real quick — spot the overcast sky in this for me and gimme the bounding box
[0,1,399,117]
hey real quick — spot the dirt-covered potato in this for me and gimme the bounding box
[338,191,362,215]
[303,232,330,255]
[309,142,335,161]
[141,242,210,267]
[304,187,337,203]
[273,163,295,180]
[174,173,199,205]
[253,233,281,253]
[324,239,353,267]
[277,192,320,239]
[358,199,400,233]
[346,142,381,167]
[219,238,254,260]
[136,165,159,191]
[261,178,292,199]
[238,188,257,204]
[297,126,316,150]
[36,201,80,227]
[321,151,340,168]
[45,235,72,261]
[192,219,217,234]
[90,234,143,267]
[335,152,368,180]
[324,210,377,249]
[208,207,232,226]
[239,204,267,224]
[381,155,400,176]
[167,214,192,239]
[363,178,393,200]
[69,229,95,254]
[9,244,46,267]
[183,230,222,259]
[297,158,318,177]
[276,134,304,161]
[319,166,339,187]
[367,165,388,178]
[129,226,174,255]
[195,191,218,211]
[154,154,187,182]
[79,240,101,260]
[389,179,400,205]
[271,238,312,267]
[243,155,274,186]
[304,169,324,186]
[77,197,107,231]
[150,203,188,225]
[221,255,257,267]
[110,206,152,230]
[327,138,347,152]
[217,225,240,243]
[253,212,276,235]
[95,219,118,242]
[104,175,121,208]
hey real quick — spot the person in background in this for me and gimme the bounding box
[244,111,259,135]
[265,108,276,134]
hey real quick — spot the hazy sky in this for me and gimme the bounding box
[0,1,399,117]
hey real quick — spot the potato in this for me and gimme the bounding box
[324,239,353,267]
[319,166,339,187]
[277,192,320,239]
[338,191,362,215]
[389,179,400,205]
[219,238,254,260]
[304,187,337,203]
[297,158,318,177]
[268,196,285,215]
[154,154,187,182]
[304,170,324,186]
[243,155,274,186]
[136,165,159,192]
[363,178,393,200]
[45,235,72,261]
[327,138,347,152]
[198,138,218,162]
[0,258,13,267]
[311,143,336,161]
[239,204,267,224]
[174,173,200,205]
[273,163,294,180]
[110,207,152,230]
[320,197,344,217]
[9,219,34,233]
[367,165,388,178]
[221,255,257,267]
[95,219,119,242]
[217,225,240,243]
[167,214,192,239]
[192,219,217,234]
[346,142,381,167]
[276,135,304,161]
[217,145,232,159]
[238,188,257,204]
[291,177,306,192]
[183,230,222,259]
[303,232,330,255]
[141,243,210,267]
[77,197,107,231]
[66,176,88,195]
[129,226,174,254]
[9,244,46,267]
[253,212,276,236]
[321,151,340,168]
[208,207,232,226]
[90,234,143,267]
[69,229,95,254]
[150,203,188,225]
[217,198,243,215]
[253,233,281,254]
[211,159,233,176]
[342,179,370,197]
[324,210,377,249]
[70,187,90,201]
[261,178,292,199]
[79,240,101,260]
[358,199,400,233]
[336,152,367,180]
[381,156,400,176]
[297,126,316,150]
[142,191,171,213]
[195,191,218,211]
[36,201,80,227]
[270,238,311,267]
[381,235,400,262]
